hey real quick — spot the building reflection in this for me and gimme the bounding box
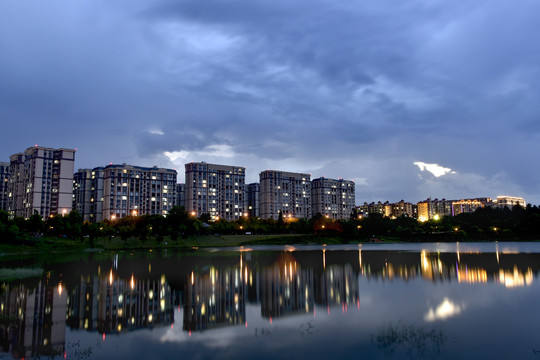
[1,247,540,358]
[359,249,536,287]
[0,279,66,359]
[259,253,314,318]
[183,265,246,331]
[67,271,173,333]
[316,264,359,311]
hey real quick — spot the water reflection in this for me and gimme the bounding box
[66,270,173,334]
[372,322,446,359]
[1,244,540,359]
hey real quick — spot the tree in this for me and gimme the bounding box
[26,211,45,234]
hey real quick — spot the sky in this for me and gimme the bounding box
[1,0,540,204]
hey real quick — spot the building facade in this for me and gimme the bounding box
[8,146,75,219]
[452,198,490,216]
[390,200,415,218]
[185,162,246,221]
[259,170,311,220]
[311,177,355,219]
[0,162,9,211]
[358,201,392,217]
[175,183,186,209]
[246,182,260,218]
[491,196,526,209]
[73,167,105,222]
[101,164,177,220]
[417,198,454,221]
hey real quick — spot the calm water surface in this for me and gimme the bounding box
[2,242,540,359]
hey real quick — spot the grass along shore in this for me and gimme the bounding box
[0,233,368,255]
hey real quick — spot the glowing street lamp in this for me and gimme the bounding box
[132,210,138,216]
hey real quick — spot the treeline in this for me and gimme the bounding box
[2,204,540,245]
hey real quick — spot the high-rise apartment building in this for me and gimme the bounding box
[102,164,177,220]
[8,146,75,218]
[73,167,105,222]
[185,162,246,221]
[0,162,9,211]
[175,183,186,209]
[246,183,260,218]
[259,170,311,220]
[311,177,355,219]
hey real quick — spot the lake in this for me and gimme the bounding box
[1,242,540,359]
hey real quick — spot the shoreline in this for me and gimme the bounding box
[1,233,537,257]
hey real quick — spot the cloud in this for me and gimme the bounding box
[1,0,540,203]
[414,162,456,178]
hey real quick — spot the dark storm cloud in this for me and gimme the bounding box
[1,0,540,202]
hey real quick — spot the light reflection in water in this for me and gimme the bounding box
[1,245,540,360]
[424,298,464,322]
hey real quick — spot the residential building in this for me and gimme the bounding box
[185,162,246,221]
[358,201,392,217]
[311,177,355,219]
[259,170,311,220]
[417,198,454,221]
[491,196,526,209]
[246,182,260,218]
[0,162,9,211]
[102,164,177,220]
[452,198,490,216]
[175,183,186,209]
[73,167,105,222]
[391,200,415,218]
[8,146,75,218]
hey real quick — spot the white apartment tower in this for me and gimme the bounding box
[8,146,75,218]
[259,170,311,220]
[311,177,355,219]
[185,162,246,221]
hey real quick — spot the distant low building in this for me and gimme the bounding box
[358,201,392,217]
[452,198,491,216]
[390,200,415,218]
[491,196,526,209]
[417,198,454,221]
